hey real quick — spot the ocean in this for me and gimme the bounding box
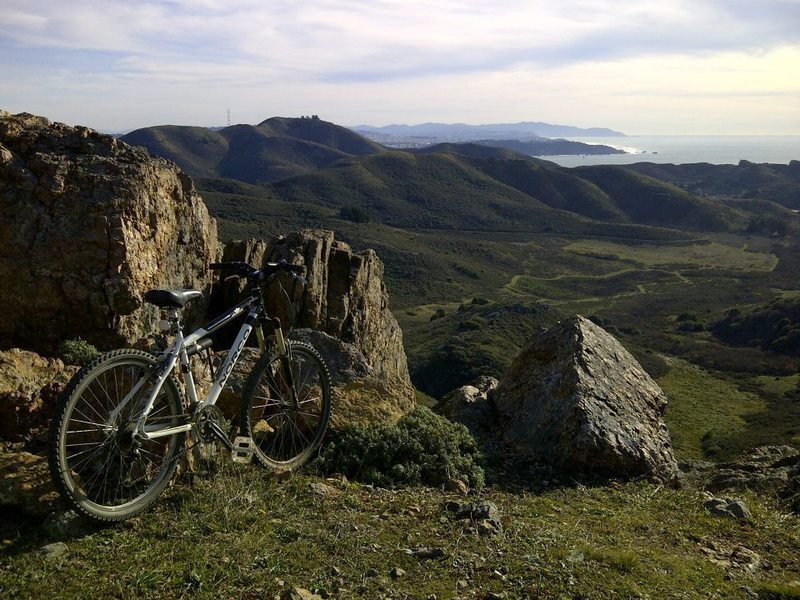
[543,135,800,168]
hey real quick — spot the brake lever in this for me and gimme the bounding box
[224,275,240,283]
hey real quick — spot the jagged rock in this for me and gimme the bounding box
[0,349,78,442]
[446,500,503,535]
[0,112,217,354]
[42,510,97,539]
[704,497,752,520]
[494,315,679,483]
[0,451,59,516]
[281,587,322,600]
[216,231,415,423]
[436,376,499,442]
[39,542,68,560]
[691,446,800,514]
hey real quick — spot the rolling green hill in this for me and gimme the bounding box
[123,117,798,237]
[121,125,229,177]
[121,117,386,184]
[268,146,787,235]
[626,160,800,209]
[270,150,592,232]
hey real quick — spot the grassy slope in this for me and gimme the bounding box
[121,126,229,177]
[121,118,387,185]
[626,161,800,209]
[2,465,799,599]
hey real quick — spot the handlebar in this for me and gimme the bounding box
[210,260,306,285]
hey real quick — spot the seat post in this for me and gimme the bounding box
[166,308,183,334]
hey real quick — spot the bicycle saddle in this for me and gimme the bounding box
[144,289,203,309]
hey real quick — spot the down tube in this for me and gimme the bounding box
[203,314,256,407]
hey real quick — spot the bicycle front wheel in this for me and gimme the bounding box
[241,340,332,470]
[48,350,185,522]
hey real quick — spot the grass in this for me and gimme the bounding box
[564,239,778,272]
[2,460,799,599]
[658,358,766,461]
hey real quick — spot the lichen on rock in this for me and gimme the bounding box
[494,315,679,483]
[0,112,218,353]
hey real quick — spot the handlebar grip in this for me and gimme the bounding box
[285,263,305,274]
[210,261,255,274]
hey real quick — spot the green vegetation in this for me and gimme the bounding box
[627,160,800,210]
[122,117,384,184]
[319,406,484,489]
[58,338,100,366]
[712,297,800,356]
[339,204,370,223]
[2,465,799,599]
[407,300,561,398]
[657,358,766,460]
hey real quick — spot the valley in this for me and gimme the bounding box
[123,116,800,464]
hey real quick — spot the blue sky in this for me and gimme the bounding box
[1,0,798,134]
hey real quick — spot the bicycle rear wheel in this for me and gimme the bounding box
[48,350,185,522]
[241,340,331,470]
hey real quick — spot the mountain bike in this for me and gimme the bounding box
[48,260,332,522]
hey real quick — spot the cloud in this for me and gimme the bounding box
[2,0,798,82]
[1,0,798,133]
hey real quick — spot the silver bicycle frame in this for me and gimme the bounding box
[130,295,268,440]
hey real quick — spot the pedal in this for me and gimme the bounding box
[231,436,255,464]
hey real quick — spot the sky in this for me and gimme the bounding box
[1,0,799,134]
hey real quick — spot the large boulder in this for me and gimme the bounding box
[0,348,78,442]
[494,315,679,482]
[0,111,218,353]
[215,231,415,423]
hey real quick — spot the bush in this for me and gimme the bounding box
[339,205,370,223]
[318,406,484,489]
[430,308,447,321]
[59,338,100,366]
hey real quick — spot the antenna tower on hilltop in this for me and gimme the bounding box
[227,108,231,126]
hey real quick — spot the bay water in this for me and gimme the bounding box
[544,135,800,167]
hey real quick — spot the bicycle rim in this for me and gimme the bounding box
[243,341,331,469]
[50,351,184,521]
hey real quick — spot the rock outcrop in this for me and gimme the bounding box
[684,446,800,514]
[0,348,78,442]
[0,111,218,353]
[215,231,415,423]
[494,315,679,482]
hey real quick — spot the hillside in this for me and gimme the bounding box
[474,138,625,157]
[267,147,783,234]
[270,150,592,232]
[711,297,800,356]
[625,161,800,209]
[121,117,385,184]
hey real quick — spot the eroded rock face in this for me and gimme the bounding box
[494,315,679,482]
[0,348,78,442]
[0,111,218,353]
[216,231,415,423]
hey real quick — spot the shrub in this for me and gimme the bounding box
[318,406,484,489]
[59,338,100,366]
[430,308,447,321]
[339,205,370,223]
